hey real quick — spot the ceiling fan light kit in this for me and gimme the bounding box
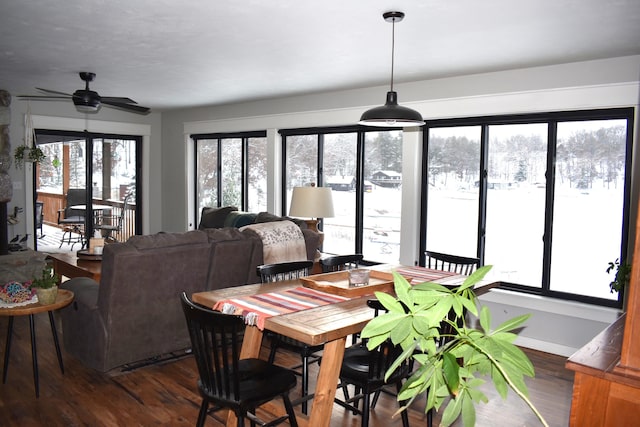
[359,11,424,127]
[18,72,150,115]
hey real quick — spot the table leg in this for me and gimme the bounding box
[49,311,64,374]
[308,337,346,427]
[28,314,39,398]
[240,326,263,359]
[2,316,13,384]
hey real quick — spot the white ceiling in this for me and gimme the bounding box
[1,0,639,113]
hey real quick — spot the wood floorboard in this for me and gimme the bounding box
[0,313,573,426]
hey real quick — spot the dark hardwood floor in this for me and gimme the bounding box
[0,312,573,426]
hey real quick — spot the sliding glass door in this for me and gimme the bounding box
[34,130,141,249]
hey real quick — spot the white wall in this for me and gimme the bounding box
[478,289,621,356]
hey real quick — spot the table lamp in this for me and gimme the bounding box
[288,186,335,233]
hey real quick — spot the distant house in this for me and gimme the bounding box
[370,170,402,188]
[326,175,356,191]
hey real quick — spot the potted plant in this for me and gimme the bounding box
[607,258,631,294]
[14,145,46,169]
[29,265,60,305]
[361,266,548,427]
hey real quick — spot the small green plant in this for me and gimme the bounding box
[30,265,60,289]
[607,258,631,293]
[361,266,548,427]
[14,145,46,169]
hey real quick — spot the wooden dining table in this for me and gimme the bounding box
[191,266,497,427]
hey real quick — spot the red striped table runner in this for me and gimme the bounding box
[213,286,349,330]
[394,266,459,284]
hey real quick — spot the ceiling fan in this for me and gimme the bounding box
[19,72,150,114]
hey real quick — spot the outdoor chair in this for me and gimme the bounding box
[257,260,319,414]
[95,193,132,242]
[181,292,298,427]
[57,188,86,249]
[35,201,44,238]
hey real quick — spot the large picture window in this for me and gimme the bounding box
[422,108,634,307]
[281,127,403,264]
[193,132,267,222]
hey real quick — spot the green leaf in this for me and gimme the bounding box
[461,391,477,427]
[374,291,406,313]
[460,295,479,317]
[441,396,463,427]
[491,313,531,335]
[390,316,413,344]
[443,351,460,395]
[479,305,491,333]
[491,363,509,399]
[361,311,406,337]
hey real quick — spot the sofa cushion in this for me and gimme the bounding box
[198,206,238,229]
[204,227,248,242]
[224,211,257,228]
[127,230,208,250]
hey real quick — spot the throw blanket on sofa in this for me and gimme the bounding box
[240,220,307,264]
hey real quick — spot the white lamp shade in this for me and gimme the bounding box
[289,186,335,218]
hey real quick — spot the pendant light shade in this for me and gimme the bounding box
[359,11,424,127]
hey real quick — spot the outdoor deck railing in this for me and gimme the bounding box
[36,191,135,242]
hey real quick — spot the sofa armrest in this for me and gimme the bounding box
[61,277,99,309]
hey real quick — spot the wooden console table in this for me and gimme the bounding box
[47,252,102,283]
[566,315,640,425]
[566,200,640,425]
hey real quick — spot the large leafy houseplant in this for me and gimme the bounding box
[361,266,548,427]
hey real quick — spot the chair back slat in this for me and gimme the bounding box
[425,251,479,275]
[320,254,363,273]
[257,261,313,283]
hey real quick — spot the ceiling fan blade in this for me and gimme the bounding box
[101,96,137,104]
[18,95,70,100]
[100,99,150,114]
[36,87,73,96]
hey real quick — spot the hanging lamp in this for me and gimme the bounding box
[359,11,424,127]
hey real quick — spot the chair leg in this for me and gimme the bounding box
[395,382,409,427]
[267,335,279,364]
[282,393,299,427]
[196,399,208,427]
[301,354,309,414]
[361,392,371,427]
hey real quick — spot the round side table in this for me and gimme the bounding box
[0,289,74,397]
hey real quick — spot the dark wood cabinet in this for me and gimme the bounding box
[566,205,640,425]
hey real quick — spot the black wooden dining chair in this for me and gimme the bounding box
[257,260,319,415]
[320,254,363,273]
[181,292,298,427]
[425,250,480,275]
[334,299,411,427]
[321,254,365,344]
[426,250,480,358]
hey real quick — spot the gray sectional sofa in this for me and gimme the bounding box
[60,214,320,372]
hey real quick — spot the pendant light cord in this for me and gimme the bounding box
[390,17,396,92]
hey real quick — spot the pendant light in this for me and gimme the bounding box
[359,11,424,127]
